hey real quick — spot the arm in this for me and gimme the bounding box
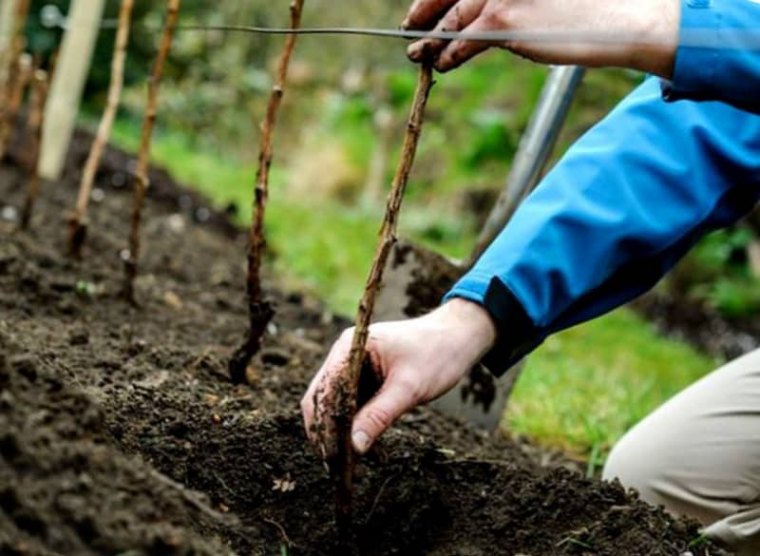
[663,0,760,113]
[303,77,760,455]
[404,0,680,77]
[448,77,760,375]
[405,0,760,113]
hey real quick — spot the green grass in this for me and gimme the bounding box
[508,308,717,459]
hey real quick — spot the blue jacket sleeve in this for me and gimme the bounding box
[662,0,760,112]
[446,77,760,376]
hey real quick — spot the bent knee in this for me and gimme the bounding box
[602,424,695,517]
[603,425,724,525]
[603,431,662,504]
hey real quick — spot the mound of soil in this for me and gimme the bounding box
[0,129,729,555]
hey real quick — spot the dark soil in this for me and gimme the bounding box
[0,129,730,555]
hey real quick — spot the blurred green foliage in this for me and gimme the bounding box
[671,227,760,318]
[512,308,715,459]
[27,0,160,90]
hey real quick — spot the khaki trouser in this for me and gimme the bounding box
[603,349,760,555]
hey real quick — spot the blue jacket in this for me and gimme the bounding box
[446,0,760,375]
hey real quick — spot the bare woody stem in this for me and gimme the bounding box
[3,0,30,80]
[123,0,181,303]
[0,0,30,143]
[228,0,305,384]
[0,52,32,159]
[331,63,434,539]
[6,0,29,80]
[250,0,305,303]
[69,0,134,258]
[8,0,29,73]
[20,70,50,230]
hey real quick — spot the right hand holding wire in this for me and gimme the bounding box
[402,0,679,77]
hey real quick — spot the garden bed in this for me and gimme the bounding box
[0,131,728,555]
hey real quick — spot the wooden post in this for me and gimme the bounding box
[39,0,105,181]
[68,0,135,258]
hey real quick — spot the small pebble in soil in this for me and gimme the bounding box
[245,366,260,385]
[163,291,184,310]
[119,249,131,262]
[91,188,106,203]
[167,214,186,234]
[0,205,18,223]
[194,207,211,223]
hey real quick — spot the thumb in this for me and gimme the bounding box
[351,378,419,455]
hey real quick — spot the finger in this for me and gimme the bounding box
[313,369,343,461]
[301,371,321,440]
[407,0,486,63]
[301,330,352,443]
[435,15,496,73]
[351,375,420,455]
[301,360,331,443]
[402,0,458,30]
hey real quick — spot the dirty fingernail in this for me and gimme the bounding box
[352,430,371,454]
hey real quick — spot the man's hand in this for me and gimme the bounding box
[403,0,680,77]
[301,299,497,459]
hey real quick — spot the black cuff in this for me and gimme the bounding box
[479,278,543,377]
[660,79,760,115]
